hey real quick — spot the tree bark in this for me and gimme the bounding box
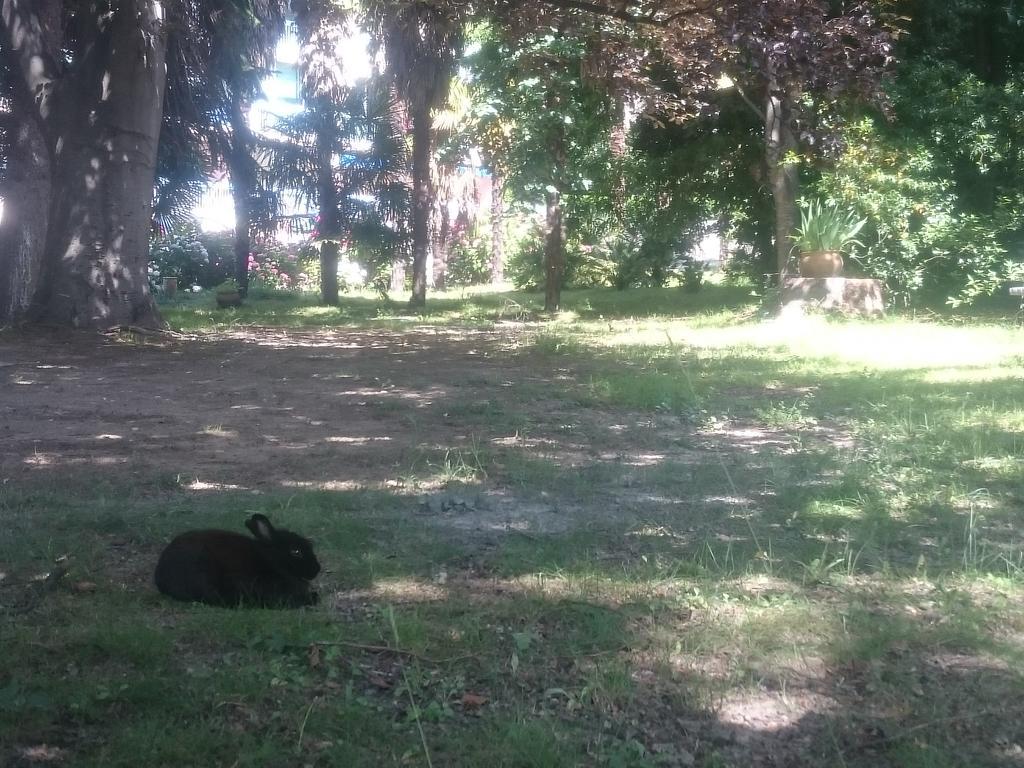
[489,170,505,284]
[0,97,49,323]
[315,121,340,304]
[543,116,566,312]
[764,79,799,279]
[408,106,432,308]
[23,0,166,329]
[0,0,60,324]
[229,92,257,296]
[543,188,564,312]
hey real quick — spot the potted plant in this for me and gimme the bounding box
[790,199,866,278]
[161,273,179,298]
[215,279,242,308]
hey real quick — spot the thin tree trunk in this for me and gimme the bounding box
[490,170,505,284]
[26,0,166,329]
[609,95,627,218]
[543,188,564,312]
[409,106,432,307]
[543,116,566,312]
[229,92,257,296]
[316,122,340,305]
[764,78,799,279]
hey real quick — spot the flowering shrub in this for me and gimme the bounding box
[247,242,304,291]
[150,226,232,291]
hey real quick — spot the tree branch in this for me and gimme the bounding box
[729,75,765,122]
[533,0,714,28]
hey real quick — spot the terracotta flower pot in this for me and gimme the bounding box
[162,277,178,298]
[216,291,242,308]
[798,250,844,278]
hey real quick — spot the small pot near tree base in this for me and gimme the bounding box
[214,279,243,308]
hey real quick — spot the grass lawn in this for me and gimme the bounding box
[2,283,1023,767]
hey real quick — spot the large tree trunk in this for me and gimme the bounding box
[0,0,59,325]
[0,101,50,323]
[319,240,340,304]
[24,1,166,329]
[408,106,432,308]
[229,92,257,297]
[764,79,799,279]
[489,170,505,284]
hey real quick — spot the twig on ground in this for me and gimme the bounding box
[301,640,480,666]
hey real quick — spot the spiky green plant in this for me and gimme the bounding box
[790,199,867,253]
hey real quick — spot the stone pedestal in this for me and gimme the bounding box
[779,277,885,317]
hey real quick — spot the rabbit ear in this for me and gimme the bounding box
[246,514,275,541]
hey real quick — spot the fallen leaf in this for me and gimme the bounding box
[460,692,488,709]
[20,744,68,762]
[368,674,392,690]
[70,581,96,593]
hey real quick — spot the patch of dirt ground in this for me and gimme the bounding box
[3,326,1019,767]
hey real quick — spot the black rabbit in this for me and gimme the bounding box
[154,514,320,607]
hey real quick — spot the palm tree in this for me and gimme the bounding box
[363,0,465,308]
[430,75,480,289]
[260,82,410,304]
[155,0,286,298]
[475,114,513,284]
[192,0,285,296]
[258,1,409,305]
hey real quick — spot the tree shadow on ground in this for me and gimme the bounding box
[1,322,1023,765]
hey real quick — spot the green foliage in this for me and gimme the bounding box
[680,259,705,293]
[296,245,321,293]
[607,231,682,290]
[814,118,1011,307]
[446,233,492,287]
[565,241,617,289]
[214,278,240,294]
[506,226,545,290]
[790,198,866,253]
[506,228,619,292]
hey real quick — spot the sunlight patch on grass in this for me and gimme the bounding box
[585,316,1024,372]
